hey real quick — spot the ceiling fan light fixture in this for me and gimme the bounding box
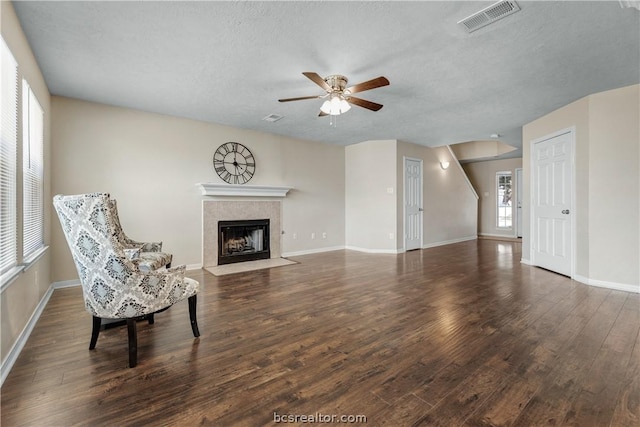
[320,93,351,115]
[320,100,332,114]
[280,72,388,118]
[339,98,351,113]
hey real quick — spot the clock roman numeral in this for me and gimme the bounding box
[223,142,235,154]
[215,165,226,174]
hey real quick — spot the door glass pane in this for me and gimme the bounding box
[497,172,512,228]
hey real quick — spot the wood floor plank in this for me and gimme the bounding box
[510,289,628,426]
[1,241,638,426]
[412,366,510,426]
[608,294,640,427]
[562,293,639,426]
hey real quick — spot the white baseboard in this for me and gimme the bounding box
[52,279,80,289]
[521,258,533,265]
[573,274,639,294]
[344,246,401,254]
[282,246,345,258]
[185,263,202,271]
[422,236,477,249]
[479,232,517,239]
[1,284,54,387]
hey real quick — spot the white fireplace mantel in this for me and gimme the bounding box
[197,183,292,197]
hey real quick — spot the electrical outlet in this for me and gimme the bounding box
[311,232,315,240]
[293,233,297,240]
[322,232,327,239]
[35,270,39,285]
[389,232,395,240]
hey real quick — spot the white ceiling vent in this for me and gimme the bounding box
[458,0,521,33]
[262,114,284,123]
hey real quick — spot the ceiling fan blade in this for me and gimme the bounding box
[345,76,390,95]
[303,72,332,92]
[318,111,328,117]
[348,96,383,111]
[278,95,322,102]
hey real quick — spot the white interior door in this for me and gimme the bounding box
[404,158,423,251]
[516,168,523,238]
[531,130,573,276]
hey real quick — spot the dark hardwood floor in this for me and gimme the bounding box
[1,240,638,426]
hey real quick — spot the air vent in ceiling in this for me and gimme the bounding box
[458,0,521,33]
[262,114,284,123]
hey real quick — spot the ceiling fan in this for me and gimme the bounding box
[278,72,390,117]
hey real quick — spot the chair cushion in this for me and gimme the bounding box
[135,251,173,271]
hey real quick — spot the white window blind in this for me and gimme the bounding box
[1,38,18,274]
[22,80,44,259]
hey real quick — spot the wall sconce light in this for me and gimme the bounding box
[440,161,450,170]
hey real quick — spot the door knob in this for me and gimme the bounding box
[562,209,570,214]
[418,208,424,211]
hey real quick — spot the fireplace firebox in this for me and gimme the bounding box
[218,219,270,265]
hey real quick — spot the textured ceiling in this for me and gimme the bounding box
[12,1,640,159]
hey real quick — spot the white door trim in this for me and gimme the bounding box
[515,167,523,238]
[403,156,423,251]
[529,126,576,278]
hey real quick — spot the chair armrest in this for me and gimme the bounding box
[124,247,142,259]
[123,239,162,252]
[132,264,198,311]
[165,264,186,274]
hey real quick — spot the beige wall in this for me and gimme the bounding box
[51,97,345,281]
[344,139,477,253]
[523,84,639,289]
[397,142,478,248]
[345,140,398,251]
[463,158,523,238]
[587,85,639,286]
[1,1,52,364]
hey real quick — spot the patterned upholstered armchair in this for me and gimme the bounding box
[109,199,173,271]
[53,193,200,367]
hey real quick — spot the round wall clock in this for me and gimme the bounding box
[213,142,256,185]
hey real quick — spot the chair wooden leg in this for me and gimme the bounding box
[126,318,137,368]
[147,313,155,324]
[89,316,101,350]
[188,295,200,337]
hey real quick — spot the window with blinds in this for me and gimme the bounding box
[1,38,18,275]
[22,81,44,259]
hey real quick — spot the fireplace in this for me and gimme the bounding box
[203,200,281,268]
[218,219,270,265]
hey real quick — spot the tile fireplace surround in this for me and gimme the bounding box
[202,200,282,268]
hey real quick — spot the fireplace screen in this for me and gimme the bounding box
[218,219,270,265]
